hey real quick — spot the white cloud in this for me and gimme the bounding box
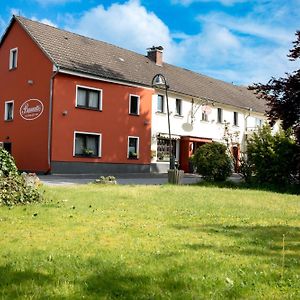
[197,12,294,44]
[67,0,181,62]
[32,17,57,27]
[0,17,5,37]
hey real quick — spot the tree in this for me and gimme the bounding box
[249,31,300,144]
[246,125,299,185]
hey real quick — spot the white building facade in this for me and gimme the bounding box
[150,91,266,173]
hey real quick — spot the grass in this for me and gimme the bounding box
[0,184,299,299]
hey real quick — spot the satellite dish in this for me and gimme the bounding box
[182,123,193,132]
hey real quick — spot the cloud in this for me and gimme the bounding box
[67,0,181,62]
[0,17,5,37]
[31,17,57,27]
[172,0,247,6]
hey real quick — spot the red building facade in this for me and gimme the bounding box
[0,17,152,174]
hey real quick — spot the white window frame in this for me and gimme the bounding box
[175,99,182,116]
[127,136,139,159]
[217,108,223,123]
[129,94,140,115]
[9,48,18,70]
[4,100,14,121]
[73,131,102,157]
[75,85,103,111]
[157,94,164,113]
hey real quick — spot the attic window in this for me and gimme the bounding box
[118,57,125,62]
[9,48,18,70]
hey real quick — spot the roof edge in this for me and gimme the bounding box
[14,15,58,67]
[0,16,15,47]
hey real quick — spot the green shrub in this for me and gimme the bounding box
[0,148,18,177]
[193,142,232,181]
[0,149,42,206]
[247,125,299,185]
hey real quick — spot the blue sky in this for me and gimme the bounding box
[0,0,299,85]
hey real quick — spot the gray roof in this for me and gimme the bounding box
[7,16,265,113]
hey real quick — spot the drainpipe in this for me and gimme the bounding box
[46,65,60,174]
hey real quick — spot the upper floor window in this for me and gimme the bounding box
[175,99,182,116]
[9,48,18,70]
[76,85,102,110]
[129,94,140,115]
[128,136,139,159]
[202,111,208,121]
[74,131,101,157]
[255,118,263,127]
[233,111,238,126]
[217,108,223,123]
[157,95,164,113]
[4,101,14,121]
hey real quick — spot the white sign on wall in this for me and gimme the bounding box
[20,99,44,120]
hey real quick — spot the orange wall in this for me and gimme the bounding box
[51,74,152,165]
[0,20,53,172]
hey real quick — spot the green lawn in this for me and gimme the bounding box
[0,184,299,299]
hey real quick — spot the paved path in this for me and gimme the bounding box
[39,173,243,186]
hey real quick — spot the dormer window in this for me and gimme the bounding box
[9,48,18,70]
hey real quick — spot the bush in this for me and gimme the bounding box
[0,149,42,206]
[0,148,18,177]
[247,125,299,185]
[193,142,232,181]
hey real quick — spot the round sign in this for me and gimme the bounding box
[20,99,44,120]
[202,105,212,114]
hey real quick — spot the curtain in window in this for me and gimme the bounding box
[75,134,85,155]
[86,135,98,155]
[89,91,99,109]
[77,89,86,106]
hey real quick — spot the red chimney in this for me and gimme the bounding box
[147,46,164,66]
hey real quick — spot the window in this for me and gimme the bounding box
[74,132,101,157]
[157,138,176,161]
[255,118,263,127]
[217,108,223,123]
[4,101,14,121]
[157,95,164,113]
[76,86,102,110]
[128,136,139,159]
[233,112,238,126]
[175,99,182,116]
[202,111,208,121]
[129,94,140,115]
[9,48,18,69]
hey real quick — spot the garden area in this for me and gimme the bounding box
[0,184,299,299]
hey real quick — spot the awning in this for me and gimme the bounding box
[156,133,181,140]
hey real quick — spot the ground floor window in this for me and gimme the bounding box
[74,132,101,157]
[157,138,176,161]
[128,136,139,159]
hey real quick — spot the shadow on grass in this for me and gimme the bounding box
[0,260,191,299]
[195,180,300,195]
[82,260,189,299]
[0,264,54,299]
[174,223,300,261]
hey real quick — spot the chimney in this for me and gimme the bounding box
[147,46,164,66]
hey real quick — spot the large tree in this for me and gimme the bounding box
[250,31,300,144]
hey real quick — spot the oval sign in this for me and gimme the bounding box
[20,99,44,120]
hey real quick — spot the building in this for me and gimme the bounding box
[0,16,266,174]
